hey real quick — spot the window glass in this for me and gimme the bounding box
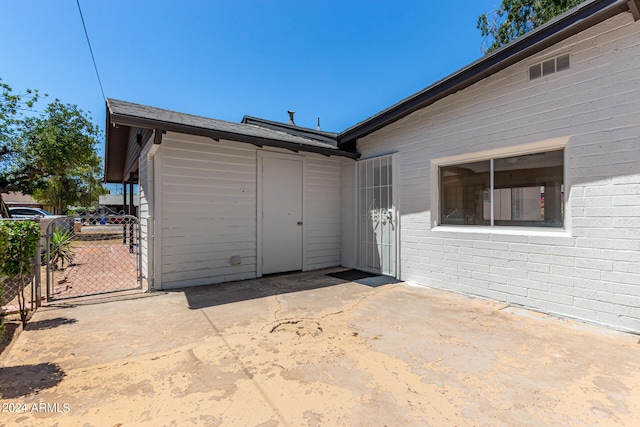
[440,149,564,228]
[11,209,29,215]
[493,150,563,227]
[440,160,490,225]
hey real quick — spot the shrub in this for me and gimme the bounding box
[49,227,75,270]
[0,225,7,339]
[0,220,40,327]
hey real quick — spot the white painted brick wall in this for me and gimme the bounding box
[352,13,640,332]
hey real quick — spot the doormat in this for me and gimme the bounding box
[326,269,379,281]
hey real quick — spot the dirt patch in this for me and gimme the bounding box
[0,318,20,358]
[270,319,324,337]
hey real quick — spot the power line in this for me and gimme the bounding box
[76,0,106,100]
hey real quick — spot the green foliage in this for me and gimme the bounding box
[477,0,587,53]
[1,94,107,214]
[0,221,39,276]
[0,224,7,338]
[0,78,43,155]
[0,220,7,257]
[49,227,75,270]
[0,220,40,326]
[32,165,107,214]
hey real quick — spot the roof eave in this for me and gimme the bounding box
[104,99,133,183]
[337,0,630,147]
[104,100,111,183]
[108,112,359,160]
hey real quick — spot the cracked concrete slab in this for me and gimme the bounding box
[1,267,639,426]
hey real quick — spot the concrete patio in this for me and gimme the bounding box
[0,267,638,426]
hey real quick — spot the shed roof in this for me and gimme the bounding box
[337,0,638,147]
[105,99,358,182]
[241,116,339,147]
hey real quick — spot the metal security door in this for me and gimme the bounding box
[262,156,303,274]
[356,155,396,276]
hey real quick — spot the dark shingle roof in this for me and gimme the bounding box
[106,98,357,157]
[105,99,358,182]
[241,116,339,147]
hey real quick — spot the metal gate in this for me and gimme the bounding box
[45,215,141,301]
[355,154,397,276]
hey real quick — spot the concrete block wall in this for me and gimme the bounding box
[355,13,640,332]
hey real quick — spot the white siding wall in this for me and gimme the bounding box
[138,142,150,284]
[354,13,640,332]
[305,155,344,270]
[156,133,345,289]
[341,159,356,268]
[159,133,258,288]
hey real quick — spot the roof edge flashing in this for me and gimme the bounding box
[242,116,339,146]
[107,110,358,160]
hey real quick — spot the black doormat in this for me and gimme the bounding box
[326,269,379,281]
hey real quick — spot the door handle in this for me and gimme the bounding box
[297,221,303,226]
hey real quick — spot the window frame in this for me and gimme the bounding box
[431,140,569,233]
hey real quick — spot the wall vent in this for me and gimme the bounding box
[529,53,570,80]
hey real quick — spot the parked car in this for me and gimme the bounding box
[108,215,127,224]
[7,206,71,236]
[8,207,55,218]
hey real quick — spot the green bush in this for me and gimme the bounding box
[0,220,40,328]
[0,224,7,339]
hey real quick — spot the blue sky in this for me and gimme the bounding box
[2,0,497,137]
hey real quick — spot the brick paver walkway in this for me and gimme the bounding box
[49,243,138,299]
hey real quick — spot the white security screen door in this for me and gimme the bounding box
[262,156,303,274]
[356,155,396,276]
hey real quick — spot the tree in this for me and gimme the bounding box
[0,78,42,152]
[477,0,587,53]
[32,164,106,214]
[16,100,108,212]
[0,78,42,216]
[1,92,107,215]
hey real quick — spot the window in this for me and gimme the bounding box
[440,149,564,227]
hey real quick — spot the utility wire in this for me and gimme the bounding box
[76,0,106,100]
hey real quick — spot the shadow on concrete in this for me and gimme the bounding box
[0,362,65,398]
[0,321,19,357]
[326,270,401,288]
[44,290,162,309]
[25,317,77,331]
[183,268,398,310]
